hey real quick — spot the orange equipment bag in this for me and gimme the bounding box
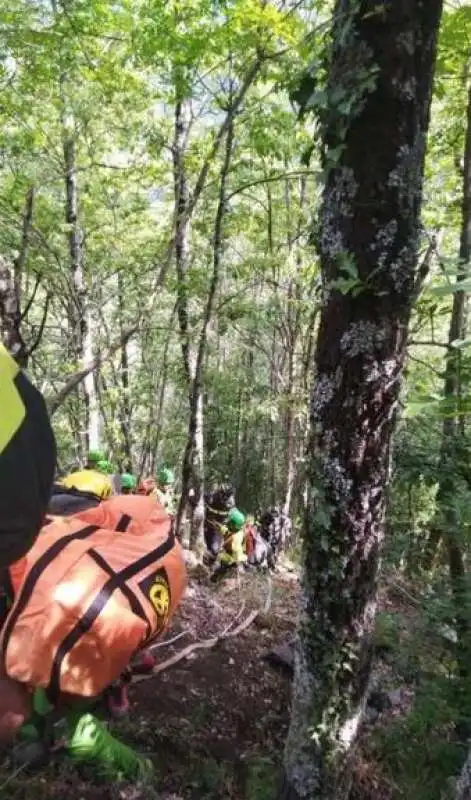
[1,495,187,702]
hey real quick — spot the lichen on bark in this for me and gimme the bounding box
[281,2,444,799]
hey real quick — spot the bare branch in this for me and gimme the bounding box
[409,340,449,348]
[13,187,35,300]
[46,324,138,416]
[20,271,42,322]
[226,169,318,202]
[189,57,263,216]
[132,576,272,685]
[412,231,441,300]
[26,293,51,358]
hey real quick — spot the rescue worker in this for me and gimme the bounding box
[211,508,247,581]
[85,449,105,470]
[0,349,182,779]
[0,342,56,568]
[120,473,137,495]
[48,457,114,515]
[0,342,56,747]
[138,476,157,496]
[155,467,176,516]
[0,494,187,778]
[96,459,115,477]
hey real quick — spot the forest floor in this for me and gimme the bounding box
[0,563,461,800]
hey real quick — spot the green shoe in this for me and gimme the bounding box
[66,712,153,781]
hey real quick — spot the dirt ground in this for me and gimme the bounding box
[0,566,419,800]
[0,569,298,800]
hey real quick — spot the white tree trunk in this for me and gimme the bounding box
[83,307,100,450]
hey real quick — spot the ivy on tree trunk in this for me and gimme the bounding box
[281,1,443,798]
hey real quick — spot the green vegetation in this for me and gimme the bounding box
[3,0,471,798]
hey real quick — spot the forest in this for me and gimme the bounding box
[1,0,471,798]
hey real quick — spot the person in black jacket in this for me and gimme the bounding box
[0,343,56,568]
[0,342,56,744]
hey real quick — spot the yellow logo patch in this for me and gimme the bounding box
[148,576,170,618]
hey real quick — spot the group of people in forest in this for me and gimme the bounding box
[0,343,287,778]
[52,452,257,580]
[50,451,176,515]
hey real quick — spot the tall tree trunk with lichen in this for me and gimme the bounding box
[0,258,26,366]
[280,2,443,799]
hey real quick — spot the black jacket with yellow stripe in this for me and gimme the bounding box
[0,343,56,568]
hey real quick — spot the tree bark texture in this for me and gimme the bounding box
[118,272,132,469]
[282,2,443,798]
[63,122,85,361]
[173,92,196,541]
[0,258,27,366]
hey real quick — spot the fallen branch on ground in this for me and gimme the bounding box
[383,574,421,607]
[132,576,272,684]
[148,631,189,651]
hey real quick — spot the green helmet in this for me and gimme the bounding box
[96,459,114,475]
[158,467,174,486]
[227,508,245,531]
[88,449,105,465]
[121,473,137,491]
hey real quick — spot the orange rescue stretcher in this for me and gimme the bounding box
[1,495,187,702]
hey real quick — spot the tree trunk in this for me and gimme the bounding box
[118,272,132,469]
[281,3,443,798]
[62,113,89,457]
[57,26,97,455]
[188,389,205,549]
[283,176,307,516]
[176,116,234,547]
[0,258,27,366]
[172,89,194,541]
[62,114,85,361]
[283,280,297,516]
[139,312,175,479]
[83,308,99,451]
[269,328,278,507]
[0,189,36,366]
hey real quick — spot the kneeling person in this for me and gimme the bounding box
[0,495,187,763]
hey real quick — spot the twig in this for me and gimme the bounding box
[132,576,272,685]
[218,601,246,637]
[0,759,30,791]
[383,575,421,608]
[410,340,449,349]
[148,631,189,651]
